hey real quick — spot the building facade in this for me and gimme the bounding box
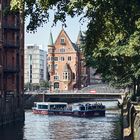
[47,29,90,92]
[0,0,24,125]
[24,45,47,84]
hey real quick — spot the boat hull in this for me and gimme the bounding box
[33,109,105,117]
[33,109,49,115]
[72,110,105,117]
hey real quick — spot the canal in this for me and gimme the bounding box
[0,101,121,140]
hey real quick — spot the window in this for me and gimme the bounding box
[60,48,65,53]
[54,57,58,61]
[54,82,59,89]
[47,57,50,61]
[54,64,58,70]
[48,48,53,53]
[29,54,32,64]
[54,76,59,80]
[60,37,65,45]
[63,72,69,80]
[38,105,48,109]
[68,56,71,61]
[51,57,54,61]
[60,57,65,61]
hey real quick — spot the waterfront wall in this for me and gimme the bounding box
[134,113,140,140]
[0,96,24,126]
[123,98,140,140]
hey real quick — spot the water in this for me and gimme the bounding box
[0,101,121,140]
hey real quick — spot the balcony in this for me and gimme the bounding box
[3,66,19,73]
[3,24,20,31]
[3,41,19,49]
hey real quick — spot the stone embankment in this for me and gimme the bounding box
[133,105,140,140]
[123,95,140,140]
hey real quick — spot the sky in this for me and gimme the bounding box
[25,14,88,51]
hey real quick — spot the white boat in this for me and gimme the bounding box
[32,102,68,115]
[32,102,106,117]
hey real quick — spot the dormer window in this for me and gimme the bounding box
[61,37,65,45]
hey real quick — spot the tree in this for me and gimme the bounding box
[11,0,140,95]
[40,80,49,89]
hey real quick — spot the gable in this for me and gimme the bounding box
[54,29,78,52]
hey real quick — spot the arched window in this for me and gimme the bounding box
[63,72,71,80]
[54,82,59,89]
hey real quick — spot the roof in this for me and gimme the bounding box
[48,32,54,46]
[34,102,68,105]
[55,28,79,51]
[76,30,84,46]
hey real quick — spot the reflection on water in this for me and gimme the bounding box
[0,101,121,140]
[0,122,24,140]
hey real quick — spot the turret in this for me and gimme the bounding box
[48,31,54,47]
[76,30,84,47]
[48,31,55,74]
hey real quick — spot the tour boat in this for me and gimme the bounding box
[32,102,69,115]
[72,103,105,117]
[32,102,106,117]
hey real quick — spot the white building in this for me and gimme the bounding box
[24,44,47,84]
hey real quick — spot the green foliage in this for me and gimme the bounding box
[40,80,49,88]
[11,0,140,92]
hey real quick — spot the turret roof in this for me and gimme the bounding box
[48,31,54,46]
[77,30,83,45]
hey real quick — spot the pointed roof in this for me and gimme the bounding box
[55,28,78,51]
[76,30,83,45]
[55,28,72,45]
[48,31,54,46]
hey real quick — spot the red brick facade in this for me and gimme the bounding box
[0,0,24,125]
[48,29,90,92]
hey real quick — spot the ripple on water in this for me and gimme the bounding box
[23,110,121,140]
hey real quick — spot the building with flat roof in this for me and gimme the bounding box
[24,44,47,84]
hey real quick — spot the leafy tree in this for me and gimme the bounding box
[24,82,32,91]
[11,0,140,96]
[40,80,49,89]
[32,83,40,90]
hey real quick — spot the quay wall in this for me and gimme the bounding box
[134,113,140,140]
[0,96,24,126]
[123,98,140,140]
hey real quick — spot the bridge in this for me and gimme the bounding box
[24,84,125,108]
[43,92,124,100]
[24,92,125,102]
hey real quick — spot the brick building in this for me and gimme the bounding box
[0,0,24,125]
[47,28,90,92]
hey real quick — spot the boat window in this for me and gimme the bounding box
[80,105,85,111]
[38,105,48,109]
[50,104,67,110]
